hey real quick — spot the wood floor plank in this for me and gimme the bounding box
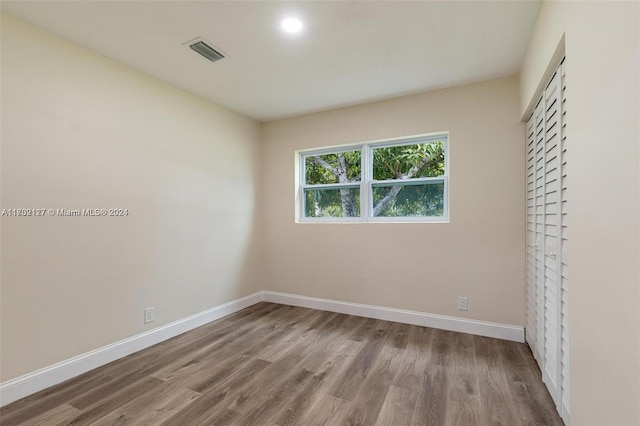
[225,332,329,414]
[375,385,417,426]
[101,304,266,373]
[509,381,564,426]
[68,364,159,410]
[17,403,80,426]
[393,325,434,393]
[430,328,457,367]
[314,312,352,337]
[302,311,340,334]
[445,332,482,426]
[1,303,564,426]
[233,368,315,425]
[90,382,200,426]
[334,344,402,425]
[329,320,387,400]
[224,359,310,414]
[387,321,410,349]
[159,358,271,426]
[203,408,242,425]
[299,337,364,374]
[0,370,108,417]
[474,335,521,426]
[295,392,350,426]
[268,337,362,425]
[411,364,448,426]
[66,376,164,426]
[498,340,563,426]
[330,314,368,341]
[0,373,113,426]
[103,303,288,381]
[271,368,330,426]
[155,307,298,388]
[185,354,252,393]
[256,309,324,362]
[477,373,522,426]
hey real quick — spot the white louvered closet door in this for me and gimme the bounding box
[542,66,562,406]
[525,58,569,425]
[559,61,570,423]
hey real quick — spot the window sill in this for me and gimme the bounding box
[296,217,450,224]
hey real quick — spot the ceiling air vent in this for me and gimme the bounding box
[186,38,226,63]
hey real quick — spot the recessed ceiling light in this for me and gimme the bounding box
[280,17,303,34]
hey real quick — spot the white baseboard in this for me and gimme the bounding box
[261,291,524,343]
[1,290,524,408]
[0,292,263,407]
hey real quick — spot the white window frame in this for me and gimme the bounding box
[296,132,449,223]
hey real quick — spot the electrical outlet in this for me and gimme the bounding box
[144,307,155,324]
[457,297,468,311]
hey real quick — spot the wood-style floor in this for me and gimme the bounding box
[0,303,564,426]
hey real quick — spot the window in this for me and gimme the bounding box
[298,133,448,222]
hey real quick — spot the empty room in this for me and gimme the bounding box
[0,1,638,425]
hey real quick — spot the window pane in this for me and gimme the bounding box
[372,141,445,180]
[304,187,361,218]
[305,150,361,185]
[372,181,444,217]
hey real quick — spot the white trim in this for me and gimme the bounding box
[261,291,524,343]
[1,289,525,407]
[370,177,445,186]
[0,292,263,407]
[301,182,360,190]
[299,144,365,157]
[296,131,447,155]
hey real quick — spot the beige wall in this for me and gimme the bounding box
[261,77,525,326]
[0,14,262,381]
[520,1,640,424]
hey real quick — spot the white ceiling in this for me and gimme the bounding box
[1,1,540,122]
